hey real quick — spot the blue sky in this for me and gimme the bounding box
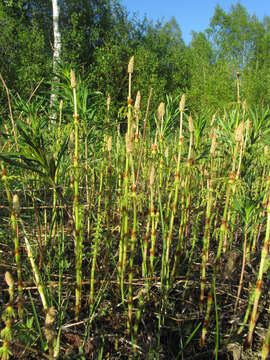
[120,0,270,44]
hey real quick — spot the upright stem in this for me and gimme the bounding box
[71,70,83,320]
[246,178,270,348]
[163,101,185,291]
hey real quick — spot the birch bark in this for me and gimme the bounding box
[50,0,61,120]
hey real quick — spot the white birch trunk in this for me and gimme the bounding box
[50,0,61,120]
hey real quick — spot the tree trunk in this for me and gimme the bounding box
[50,0,61,121]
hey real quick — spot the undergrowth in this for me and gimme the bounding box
[0,59,270,359]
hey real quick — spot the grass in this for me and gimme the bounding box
[0,59,270,359]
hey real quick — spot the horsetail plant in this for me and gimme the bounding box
[19,215,49,313]
[224,121,246,257]
[237,283,256,335]
[251,145,269,254]
[117,58,134,302]
[233,194,258,312]
[1,168,24,319]
[117,137,131,301]
[200,123,244,347]
[43,307,57,360]
[170,179,187,279]
[127,187,137,338]
[142,212,151,279]
[218,121,244,258]
[200,286,213,348]
[126,135,138,340]
[163,94,185,290]
[245,175,270,348]
[172,114,193,270]
[1,59,270,358]
[12,194,24,319]
[200,132,217,310]
[149,165,158,279]
[89,150,104,313]
[103,135,113,256]
[84,130,90,238]
[134,90,141,142]
[157,101,165,143]
[136,87,153,184]
[70,69,83,320]
[261,305,270,360]
[200,133,219,349]
[127,56,134,136]
[0,272,15,360]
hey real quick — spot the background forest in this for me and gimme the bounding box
[1,0,270,115]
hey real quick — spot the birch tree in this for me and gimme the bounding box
[50,0,61,119]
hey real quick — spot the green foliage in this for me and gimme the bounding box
[0,1,51,97]
[0,118,69,182]
[50,65,106,149]
[1,2,270,356]
[1,0,270,119]
[208,3,262,66]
